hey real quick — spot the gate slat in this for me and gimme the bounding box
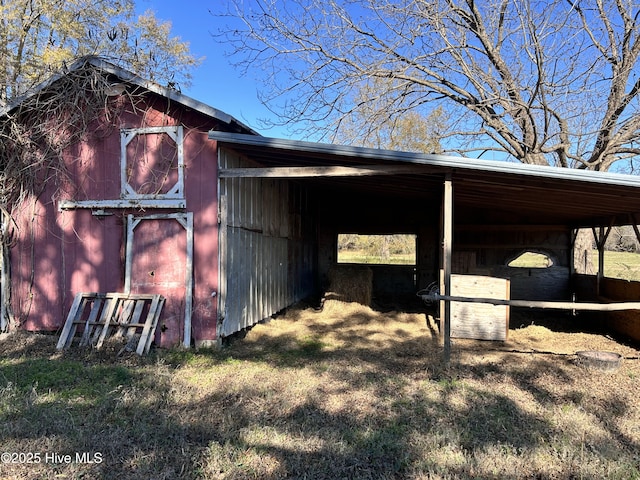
[57,292,165,355]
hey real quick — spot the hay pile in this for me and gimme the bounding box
[323,265,373,312]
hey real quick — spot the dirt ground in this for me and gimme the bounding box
[2,300,640,479]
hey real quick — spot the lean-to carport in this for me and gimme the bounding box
[210,132,640,355]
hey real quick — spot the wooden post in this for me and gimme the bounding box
[184,212,194,349]
[629,214,640,246]
[218,195,227,343]
[442,174,453,364]
[124,215,140,294]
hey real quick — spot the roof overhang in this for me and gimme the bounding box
[210,131,640,229]
[1,56,258,136]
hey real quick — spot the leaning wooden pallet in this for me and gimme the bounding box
[56,292,165,355]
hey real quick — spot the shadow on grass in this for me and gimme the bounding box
[0,308,639,479]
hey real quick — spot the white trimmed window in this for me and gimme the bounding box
[121,126,184,200]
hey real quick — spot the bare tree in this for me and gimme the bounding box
[216,0,640,170]
[334,78,446,152]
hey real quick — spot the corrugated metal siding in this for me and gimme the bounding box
[219,149,315,337]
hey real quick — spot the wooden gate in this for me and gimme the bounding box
[125,213,193,348]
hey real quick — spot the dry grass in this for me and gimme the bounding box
[1,303,640,479]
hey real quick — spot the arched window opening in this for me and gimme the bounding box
[507,251,554,268]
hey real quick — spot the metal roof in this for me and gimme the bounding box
[1,57,258,135]
[210,131,640,229]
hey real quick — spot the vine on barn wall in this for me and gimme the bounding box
[0,60,146,330]
[0,59,214,332]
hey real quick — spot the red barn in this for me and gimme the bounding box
[2,57,258,348]
[6,57,640,351]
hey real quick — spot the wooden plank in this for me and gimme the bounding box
[218,194,227,339]
[505,279,511,341]
[442,175,453,362]
[219,164,428,178]
[456,224,569,232]
[56,292,86,349]
[449,275,509,341]
[95,296,122,348]
[79,298,104,347]
[124,215,136,294]
[59,199,186,211]
[90,298,111,346]
[137,295,163,355]
[175,126,184,197]
[183,212,194,348]
[421,293,640,311]
[61,294,96,349]
[126,300,147,338]
[115,299,136,337]
[143,297,164,354]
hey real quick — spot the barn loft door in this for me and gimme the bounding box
[125,213,193,348]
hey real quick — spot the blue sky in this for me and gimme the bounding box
[136,0,291,138]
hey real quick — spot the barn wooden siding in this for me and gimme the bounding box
[218,149,316,337]
[449,274,510,341]
[454,225,572,301]
[573,274,640,342]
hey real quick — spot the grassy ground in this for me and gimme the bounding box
[603,251,640,281]
[2,301,640,479]
[340,249,640,281]
[338,250,415,265]
[340,250,640,281]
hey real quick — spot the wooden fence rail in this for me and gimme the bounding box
[420,293,640,312]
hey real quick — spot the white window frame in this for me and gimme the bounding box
[121,125,185,200]
[59,125,186,211]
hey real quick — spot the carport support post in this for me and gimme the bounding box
[442,174,453,364]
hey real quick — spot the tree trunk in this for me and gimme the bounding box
[573,228,595,275]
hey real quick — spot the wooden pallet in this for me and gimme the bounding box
[56,292,165,355]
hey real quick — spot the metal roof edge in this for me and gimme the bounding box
[85,58,259,135]
[209,131,640,188]
[1,56,259,136]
